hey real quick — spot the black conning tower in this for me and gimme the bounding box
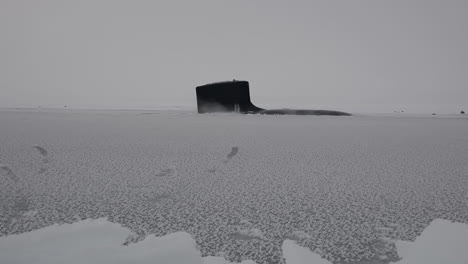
[196,81,263,113]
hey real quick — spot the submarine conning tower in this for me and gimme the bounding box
[196,80,263,113]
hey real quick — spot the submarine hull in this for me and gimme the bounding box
[258,109,351,116]
[195,81,351,116]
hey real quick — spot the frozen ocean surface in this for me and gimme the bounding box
[0,109,467,264]
[0,218,467,264]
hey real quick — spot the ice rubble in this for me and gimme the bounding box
[1,218,467,264]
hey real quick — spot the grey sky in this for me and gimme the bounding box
[1,0,467,113]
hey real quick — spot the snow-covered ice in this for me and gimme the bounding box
[392,219,468,264]
[282,239,333,264]
[1,218,465,264]
[0,109,467,263]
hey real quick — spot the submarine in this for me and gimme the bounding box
[196,80,351,116]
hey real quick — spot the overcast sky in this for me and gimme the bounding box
[1,0,467,113]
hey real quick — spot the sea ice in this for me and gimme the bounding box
[0,218,467,264]
[282,240,332,264]
[392,219,468,264]
[1,109,467,263]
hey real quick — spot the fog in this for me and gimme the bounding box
[1,0,467,113]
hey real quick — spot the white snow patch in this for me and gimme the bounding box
[282,240,332,264]
[394,241,413,261]
[392,219,468,264]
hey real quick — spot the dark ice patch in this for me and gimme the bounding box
[33,145,49,163]
[33,145,48,157]
[0,164,19,182]
[155,169,174,177]
[225,147,239,163]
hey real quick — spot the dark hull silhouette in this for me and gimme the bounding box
[196,81,350,116]
[196,81,263,113]
[258,109,351,116]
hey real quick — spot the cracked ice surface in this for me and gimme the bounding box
[0,109,467,264]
